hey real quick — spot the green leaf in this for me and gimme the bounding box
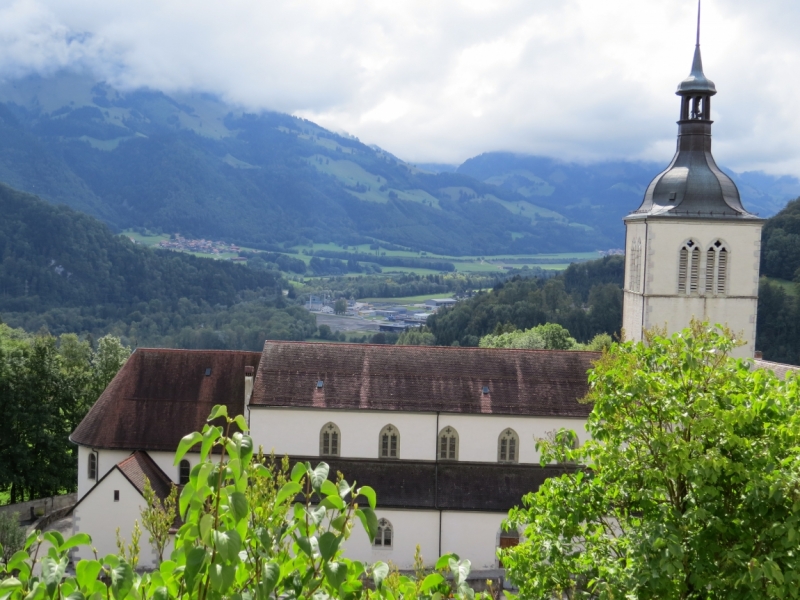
[65,591,85,600]
[233,414,248,432]
[311,463,330,492]
[76,560,102,589]
[200,426,221,462]
[355,507,378,542]
[207,404,228,421]
[421,573,445,592]
[61,533,91,552]
[295,535,313,557]
[41,556,67,597]
[212,530,242,562]
[290,462,307,484]
[230,492,249,522]
[44,531,65,552]
[435,553,457,570]
[110,559,134,599]
[338,479,351,499]
[185,547,208,591]
[320,479,338,497]
[209,563,236,592]
[372,562,389,590]
[179,481,196,519]
[320,495,346,511]
[152,587,168,600]
[276,481,302,506]
[0,578,21,592]
[252,464,272,479]
[7,550,30,573]
[318,532,341,560]
[358,485,377,509]
[323,561,347,592]
[199,513,214,545]
[261,562,280,596]
[175,431,203,465]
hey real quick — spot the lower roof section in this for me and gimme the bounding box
[288,456,575,512]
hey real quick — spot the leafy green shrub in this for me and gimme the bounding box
[0,513,24,564]
[0,406,485,600]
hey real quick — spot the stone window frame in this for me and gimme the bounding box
[379,424,400,459]
[497,428,520,463]
[320,422,341,457]
[438,426,459,461]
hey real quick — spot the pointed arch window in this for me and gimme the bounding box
[87,452,97,481]
[320,422,340,456]
[438,426,459,461]
[678,240,700,294]
[179,459,191,485]
[374,519,393,548]
[498,428,519,463]
[379,424,400,459]
[704,240,728,295]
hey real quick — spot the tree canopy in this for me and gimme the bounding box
[503,323,800,599]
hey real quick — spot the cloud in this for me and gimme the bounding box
[0,0,798,175]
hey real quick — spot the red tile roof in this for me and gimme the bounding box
[71,348,261,450]
[753,358,798,381]
[251,342,597,417]
[116,451,174,500]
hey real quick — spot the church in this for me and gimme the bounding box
[69,28,789,572]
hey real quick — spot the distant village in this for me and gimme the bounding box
[306,295,457,332]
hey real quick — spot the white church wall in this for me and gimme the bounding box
[250,408,437,460]
[342,509,440,569]
[73,469,167,567]
[147,451,197,485]
[623,218,762,357]
[439,414,588,464]
[441,511,507,570]
[77,447,133,500]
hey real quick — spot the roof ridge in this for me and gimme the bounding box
[263,340,601,356]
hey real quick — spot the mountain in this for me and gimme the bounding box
[0,72,612,256]
[0,182,316,348]
[1,72,797,257]
[457,153,800,249]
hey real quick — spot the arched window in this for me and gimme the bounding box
[87,452,97,481]
[179,459,191,485]
[374,518,393,548]
[379,424,399,459]
[497,428,519,463]
[438,426,459,461]
[704,240,728,295]
[678,240,700,294]
[320,422,340,456]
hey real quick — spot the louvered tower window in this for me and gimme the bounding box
[704,240,728,295]
[379,424,399,459]
[678,240,700,294]
[320,422,340,456]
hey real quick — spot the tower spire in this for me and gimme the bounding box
[696,0,701,47]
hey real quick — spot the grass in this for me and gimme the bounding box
[762,276,799,296]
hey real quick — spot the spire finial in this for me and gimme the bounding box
[696,0,701,46]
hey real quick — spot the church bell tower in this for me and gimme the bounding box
[622,4,763,358]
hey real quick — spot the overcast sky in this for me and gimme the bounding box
[0,0,798,174]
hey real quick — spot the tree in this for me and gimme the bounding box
[140,477,178,564]
[396,329,435,346]
[503,323,800,599]
[479,323,578,350]
[334,299,347,315]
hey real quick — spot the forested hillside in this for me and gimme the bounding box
[0,184,316,348]
[760,197,800,281]
[0,73,611,256]
[427,256,624,347]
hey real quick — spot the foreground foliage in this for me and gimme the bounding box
[503,323,800,599]
[0,406,485,600]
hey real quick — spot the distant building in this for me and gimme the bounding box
[424,298,457,308]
